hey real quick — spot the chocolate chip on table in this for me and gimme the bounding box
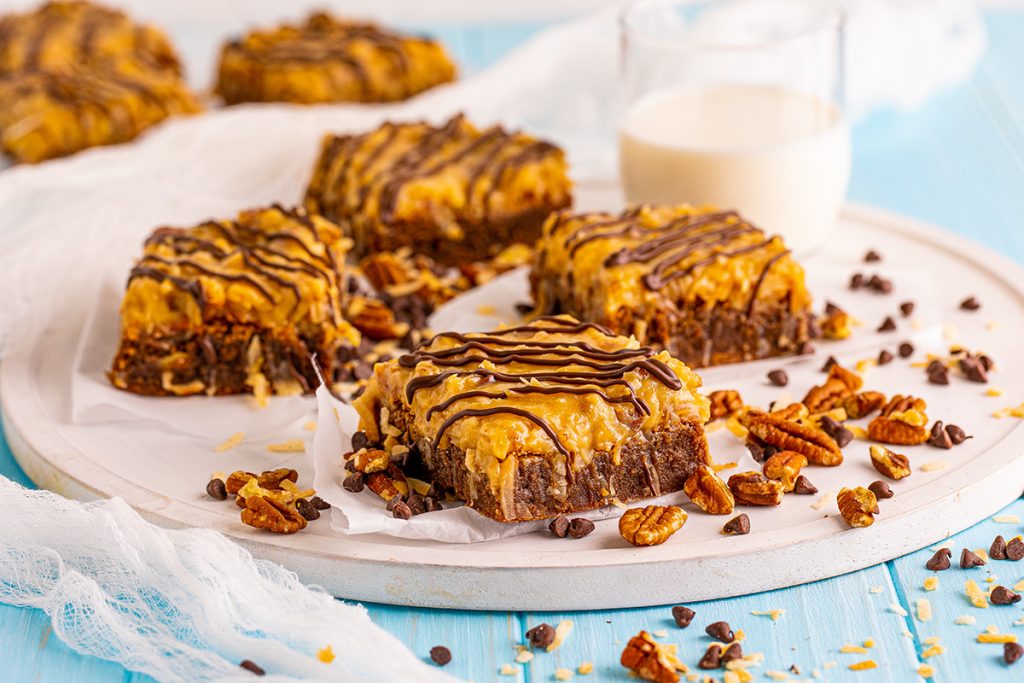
[979,354,995,372]
[392,500,413,520]
[868,480,893,500]
[239,660,265,676]
[406,494,426,516]
[849,273,865,290]
[1007,538,1024,561]
[309,495,331,510]
[429,645,452,666]
[549,515,570,538]
[793,475,818,495]
[342,472,365,493]
[514,301,533,315]
[961,548,986,568]
[705,621,734,642]
[568,518,596,538]
[352,431,371,452]
[960,356,989,383]
[526,623,556,649]
[745,441,767,463]
[799,341,816,355]
[825,301,843,314]
[878,349,894,365]
[721,642,744,664]
[926,548,952,571]
[206,478,227,500]
[928,421,953,449]
[1005,642,1024,665]
[991,535,1008,560]
[698,644,722,669]
[877,316,897,332]
[819,415,853,448]
[991,586,1021,605]
[864,249,882,262]
[722,514,750,536]
[899,301,915,318]
[960,295,981,311]
[671,605,696,629]
[767,369,788,387]
[867,274,893,294]
[944,424,971,446]
[927,364,950,386]
[423,496,442,513]
[295,498,320,521]
[821,355,838,373]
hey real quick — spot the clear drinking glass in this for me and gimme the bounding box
[619,0,849,255]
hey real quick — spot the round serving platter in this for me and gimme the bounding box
[4,200,1024,611]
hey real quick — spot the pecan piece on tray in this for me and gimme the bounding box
[837,487,879,528]
[707,389,743,421]
[620,631,682,683]
[867,395,929,445]
[741,411,843,466]
[803,364,862,413]
[241,494,308,534]
[683,465,735,515]
[869,444,912,480]
[619,505,687,547]
[727,471,784,506]
[762,451,808,492]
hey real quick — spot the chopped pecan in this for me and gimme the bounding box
[366,471,406,501]
[837,487,879,528]
[840,391,887,419]
[359,252,413,290]
[727,471,784,506]
[683,466,735,515]
[869,445,912,480]
[741,411,843,466]
[347,296,409,340]
[708,390,743,421]
[240,494,307,534]
[803,365,862,412]
[770,403,809,422]
[348,447,390,474]
[762,451,807,492]
[257,468,298,490]
[225,470,257,495]
[620,631,681,683]
[820,309,852,340]
[619,505,687,547]
[868,394,929,445]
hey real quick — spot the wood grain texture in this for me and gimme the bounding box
[3,11,1024,682]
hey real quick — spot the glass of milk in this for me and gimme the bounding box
[619,0,849,254]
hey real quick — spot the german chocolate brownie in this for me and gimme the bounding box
[304,114,573,266]
[530,205,814,368]
[216,11,456,105]
[353,315,711,522]
[109,205,360,400]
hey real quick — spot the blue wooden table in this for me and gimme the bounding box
[4,11,1024,682]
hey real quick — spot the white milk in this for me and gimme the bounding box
[619,84,850,255]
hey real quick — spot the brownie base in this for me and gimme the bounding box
[109,322,347,397]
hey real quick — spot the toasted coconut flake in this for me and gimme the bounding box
[920,461,948,472]
[548,619,574,652]
[993,514,1021,524]
[267,439,305,453]
[868,586,884,594]
[888,603,909,617]
[317,645,335,663]
[751,609,785,621]
[920,644,944,658]
[847,660,877,671]
[577,662,593,675]
[917,664,935,677]
[916,598,933,622]
[965,580,989,608]
[955,615,976,625]
[924,577,939,591]
[499,663,517,675]
[554,667,573,680]
[214,432,245,453]
[840,644,868,654]
[978,633,1017,644]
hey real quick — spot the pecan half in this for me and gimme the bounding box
[840,391,887,419]
[683,466,735,515]
[620,631,681,683]
[869,445,912,480]
[348,447,390,474]
[727,471,784,506]
[708,390,743,421]
[762,451,807,492]
[803,365,862,413]
[837,487,879,528]
[619,505,688,547]
[868,394,929,445]
[741,411,843,466]
[769,403,809,422]
[241,494,307,534]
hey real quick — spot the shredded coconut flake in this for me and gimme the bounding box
[868,585,884,594]
[916,598,932,622]
[955,615,976,625]
[888,603,909,617]
[751,609,785,621]
[924,577,939,591]
[965,580,989,608]
[847,660,877,671]
[993,515,1020,524]
[214,432,245,453]
[920,461,948,472]
[267,438,305,453]
[548,619,574,652]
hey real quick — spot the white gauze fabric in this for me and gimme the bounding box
[0,478,458,683]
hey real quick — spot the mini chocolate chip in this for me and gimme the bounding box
[960,296,981,311]
[526,623,555,649]
[961,548,986,568]
[206,478,227,500]
[425,481,442,500]
[343,458,357,473]
[849,273,864,290]
[960,356,988,383]
[698,644,722,669]
[672,605,696,628]
[979,354,995,372]
[239,660,265,676]
[991,586,1021,605]
[825,301,844,315]
[429,645,452,666]
[385,494,403,511]
[767,369,788,386]
[898,341,915,358]
[353,361,373,380]
[819,416,853,448]
[865,249,882,262]
[423,496,442,512]
[821,355,838,372]
[389,449,409,468]
[295,498,320,521]
[514,302,533,315]
[793,475,818,495]
[406,494,426,516]
[945,424,971,445]
[568,518,596,538]
[722,514,750,536]
[991,535,1008,560]
[877,316,897,332]
[878,349,894,365]
[392,500,413,520]
[705,621,734,642]
[928,421,953,449]
[868,480,893,500]
[799,341,816,355]
[872,276,893,294]
[899,301,915,317]
[721,643,743,664]
[309,495,331,510]
[342,472,365,493]
[1005,641,1023,665]
[928,365,950,385]
[352,431,370,451]
[926,548,952,571]
[746,441,767,463]
[549,516,570,538]
[1007,538,1024,561]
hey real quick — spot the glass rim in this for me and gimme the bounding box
[620,0,845,52]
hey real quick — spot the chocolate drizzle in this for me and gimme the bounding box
[401,318,684,465]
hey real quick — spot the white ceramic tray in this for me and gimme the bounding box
[4,201,1024,611]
